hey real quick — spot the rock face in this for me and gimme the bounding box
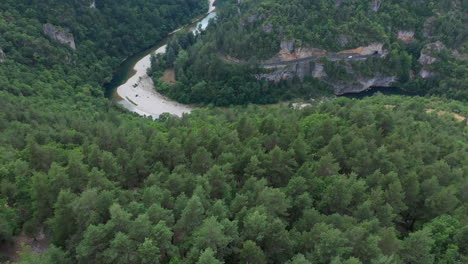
[263,40,327,63]
[280,40,295,54]
[257,59,397,95]
[332,76,398,95]
[418,53,438,65]
[257,61,312,82]
[76,0,95,8]
[418,41,445,65]
[398,30,415,42]
[253,40,396,94]
[0,48,5,62]
[371,0,382,11]
[312,63,326,78]
[417,41,446,79]
[419,69,434,79]
[43,24,76,50]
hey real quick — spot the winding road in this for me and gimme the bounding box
[261,53,381,68]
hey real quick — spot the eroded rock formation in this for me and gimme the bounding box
[418,41,446,78]
[332,76,398,95]
[43,24,76,50]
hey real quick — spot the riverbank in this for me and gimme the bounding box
[114,0,216,118]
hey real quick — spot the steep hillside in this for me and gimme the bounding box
[150,0,467,105]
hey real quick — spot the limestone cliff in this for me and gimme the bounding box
[331,76,398,95]
[257,61,397,95]
[254,41,395,95]
[43,24,76,50]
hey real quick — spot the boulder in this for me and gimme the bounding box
[43,24,76,50]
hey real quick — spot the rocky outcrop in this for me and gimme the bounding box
[76,0,96,8]
[0,48,5,62]
[418,53,438,65]
[398,30,415,42]
[257,61,312,82]
[452,50,468,59]
[43,24,76,50]
[262,23,273,33]
[312,63,326,78]
[419,69,434,79]
[418,41,446,79]
[332,76,398,95]
[263,40,328,64]
[371,0,382,12]
[256,58,397,95]
[418,41,446,66]
[280,40,295,53]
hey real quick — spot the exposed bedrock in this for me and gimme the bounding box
[43,24,76,50]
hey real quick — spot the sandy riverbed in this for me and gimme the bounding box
[115,0,216,118]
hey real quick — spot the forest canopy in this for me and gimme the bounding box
[0,0,467,263]
[148,0,467,105]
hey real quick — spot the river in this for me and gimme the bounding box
[105,0,217,118]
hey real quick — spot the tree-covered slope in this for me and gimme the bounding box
[1,91,468,263]
[149,0,467,105]
[0,0,207,86]
[0,0,467,263]
[210,0,467,58]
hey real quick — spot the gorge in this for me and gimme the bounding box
[106,0,217,118]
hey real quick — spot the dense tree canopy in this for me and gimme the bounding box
[1,90,467,263]
[149,0,467,105]
[0,0,467,263]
